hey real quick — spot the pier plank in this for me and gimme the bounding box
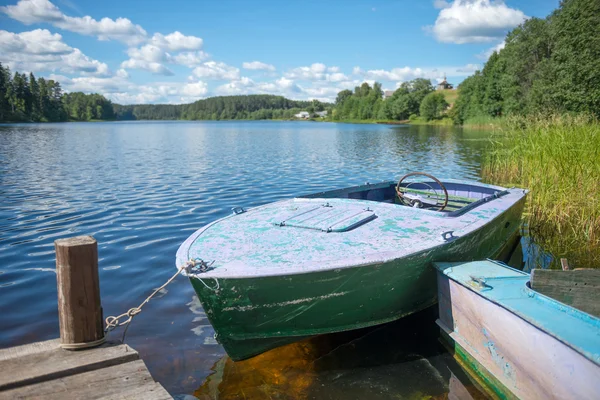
[0,340,138,391]
[0,339,60,361]
[530,269,600,317]
[0,360,171,400]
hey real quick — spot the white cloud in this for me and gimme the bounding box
[120,58,174,76]
[274,77,299,91]
[429,0,527,44]
[0,28,71,55]
[478,41,506,59]
[172,51,210,67]
[1,0,148,45]
[127,44,167,63]
[149,31,203,52]
[0,0,63,24]
[53,72,208,104]
[353,64,481,84]
[49,73,129,93]
[299,85,341,99]
[181,81,208,97]
[192,61,240,80]
[357,66,427,81]
[0,29,110,76]
[215,77,255,95]
[3,0,207,74]
[121,45,207,74]
[285,63,348,82]
[120,44,174,75]
[328,72,349,82]
[242,61,276,72]
[116,68,129,78]
[214,76,304,97]
[285,63,326,80]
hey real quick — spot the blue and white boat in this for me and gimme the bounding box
[434,260,600,400]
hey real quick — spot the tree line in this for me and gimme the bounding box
[0,63,115,122]
[451,0,599,124]
[113,95,322,121]
[333,79,448,122]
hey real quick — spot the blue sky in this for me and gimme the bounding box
[0,0,558,104]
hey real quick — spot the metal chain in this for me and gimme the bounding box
[104,258,214,342]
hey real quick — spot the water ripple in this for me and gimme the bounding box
[0,120,488,394]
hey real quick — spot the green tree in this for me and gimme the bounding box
[0,63,10,121]
[420,92,449,121]
[29,72,40,120]
[335,89,353,106]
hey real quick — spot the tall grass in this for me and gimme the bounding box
[463,115,505,129]
[482,114,600,268]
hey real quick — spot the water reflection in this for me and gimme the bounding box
[194,307,488,400]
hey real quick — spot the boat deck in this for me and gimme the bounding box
[178,186,527,279]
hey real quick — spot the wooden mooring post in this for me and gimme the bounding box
[0,235,172,399]
[55,236,105,349]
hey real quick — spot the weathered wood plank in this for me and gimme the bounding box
[55,236,105,348]
[530,269,600,318]
[0,339,60,362]
[0,360,171,400]
[0,341,138,391]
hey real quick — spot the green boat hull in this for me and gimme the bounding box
[189,198,525,361]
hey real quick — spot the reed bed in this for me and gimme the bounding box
[482,114,600,269]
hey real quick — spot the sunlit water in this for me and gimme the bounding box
[0,121,493,398]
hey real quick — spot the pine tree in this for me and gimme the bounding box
[29,72,40,121]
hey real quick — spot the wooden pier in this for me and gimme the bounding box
[0,236,172,400]
[0,339,171,399]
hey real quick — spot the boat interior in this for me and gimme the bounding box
[302,173,509,216]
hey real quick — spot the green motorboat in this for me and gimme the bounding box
[176,173,528,360]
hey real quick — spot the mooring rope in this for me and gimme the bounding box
[105,258,215,342]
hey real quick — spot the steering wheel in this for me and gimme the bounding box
[396,172,449,211]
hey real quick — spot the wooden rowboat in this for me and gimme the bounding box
[176,173,527,360]
[434,260,600,399]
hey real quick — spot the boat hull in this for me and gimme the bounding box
[435,261,600,399]
[190,198,526,361]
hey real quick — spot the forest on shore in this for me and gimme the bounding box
[0,67,323,123]
[0,66,116,122]
[112,95,321,121]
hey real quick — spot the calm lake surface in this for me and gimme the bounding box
[0,121,492,398]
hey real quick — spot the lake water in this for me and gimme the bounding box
[0,121,493,398]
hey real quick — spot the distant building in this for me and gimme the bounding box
[384,90,394,99]
[294,111,310,119]
[315,111,328,118]
[437,75,454,90]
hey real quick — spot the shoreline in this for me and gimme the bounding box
[1,117,501,129]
